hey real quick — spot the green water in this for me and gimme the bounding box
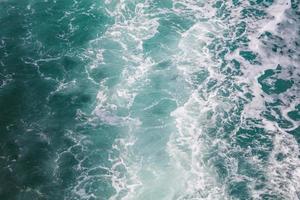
[0,0,299,199]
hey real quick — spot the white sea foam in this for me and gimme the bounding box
[167,0,300,199]
[228,0,300,198]
[167,8,229,199]
[87,1,163,199]
[78,0,300,199]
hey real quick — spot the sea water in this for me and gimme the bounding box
[0,0,299,199]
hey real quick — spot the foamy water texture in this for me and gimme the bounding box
[0,0,300,199]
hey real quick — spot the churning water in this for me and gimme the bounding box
[0,0,300,199]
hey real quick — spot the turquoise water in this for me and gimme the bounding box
[0,0,300,199]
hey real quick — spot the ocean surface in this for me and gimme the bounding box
[0,0,300,199]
